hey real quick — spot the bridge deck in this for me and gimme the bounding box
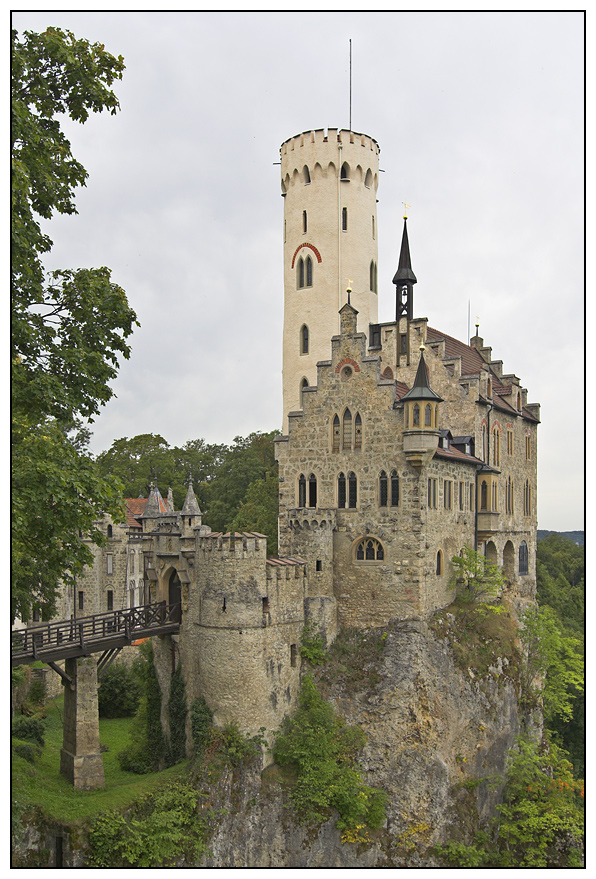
[11,602,181,666]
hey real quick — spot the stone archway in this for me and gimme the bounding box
[503,540,515,581]
[485,541,497,566]
[168,570,182,623]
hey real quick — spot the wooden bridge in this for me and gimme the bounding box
[11,601,181,668]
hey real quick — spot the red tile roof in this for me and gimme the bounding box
[426,326,502,383]
[434,445,484,467]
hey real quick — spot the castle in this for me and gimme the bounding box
[61,128,539,747]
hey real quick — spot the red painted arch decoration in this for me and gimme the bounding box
[335,357,360,374]
[291,242,322,268]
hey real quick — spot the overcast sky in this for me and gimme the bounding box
[12,10,584,532]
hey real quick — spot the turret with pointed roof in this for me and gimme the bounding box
[393,216,417,323]
[181,481,202,517]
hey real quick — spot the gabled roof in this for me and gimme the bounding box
[426,326,491,379]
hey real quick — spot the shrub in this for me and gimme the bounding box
[273,674,387,838]
[208,723,260,767]
[13,742,40,763]
[167,664,187,765]
[27,677,46,706]
[300,623,328,666]
[12,715,45,747]
[190,697,213,759]
[98,662,141,718]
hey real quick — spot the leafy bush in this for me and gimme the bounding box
[98,661,141,718]
[273,675,387,839]
[207,723,261,767]
[87,782,212,867]
[27,677,46,706]
[300,623,328,666]
[12,715,45,747]
[117,642,165,774]
[190,697,213,759]
[167,664,187,764]
[13,741,40,763]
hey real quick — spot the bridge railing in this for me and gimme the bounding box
[11,601,180,664]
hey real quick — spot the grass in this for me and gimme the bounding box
[316,626,387,692]
[12,695,188,823]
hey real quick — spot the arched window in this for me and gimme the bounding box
[364,168,373,188]
[487,378,492,397]
[298,474,306,508]
[342,207,348,231]
[425,404,432,426]
[332,414,340,452]
[343,408,352,450]
[480,480,488,510]
[348,471,357,508]
[338,472,346,508]
[413,404,420,426]
[303,165,311,185]
[297,257,304,289]
[340,161,350,180]
[482,425,487,461]
[302,210,307,233]
[300,324,309,354]
[436,550,443,575]
[308,473,317,508]
[491,481,498,511]
[300,377,309,407]
[379,470,388,507]
[355,536,384,562]
[306,255,313,287]
[369,260,377,293]
[519,541,529,575]
[354,413,362,450]
[390,470,399,507]
[492,427,500,467]
[107,524,113,538]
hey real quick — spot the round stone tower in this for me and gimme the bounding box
[280,128,380,429]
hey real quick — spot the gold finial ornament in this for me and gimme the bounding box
[402,201,411,219]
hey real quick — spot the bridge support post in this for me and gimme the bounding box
[59,656,105,791]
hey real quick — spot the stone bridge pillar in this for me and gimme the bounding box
[59,656,105,790]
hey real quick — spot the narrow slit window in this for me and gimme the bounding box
[390,470,399,507]
[342,207,348,231]
[379,470,388,507]
[338,472,346,508]
[348,471,357,508]
[297,257,304,289]
[298,473,306,507]
[301,324,309,354]
[302,210,307,233]
[308,473,317,508]
[332,414,340,452]
[306,255,313,286]
[354,413,362,450]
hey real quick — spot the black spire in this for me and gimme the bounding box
[394,217,416,324]
[400,348,443,403]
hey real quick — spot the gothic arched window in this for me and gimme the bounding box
[390,470,399,507]
[298,473,306,508]
[480,480,488,511]
[300,324,309,354]
[413,404,420,426]
[343,408,352,450]
[107,524,113,538]
[297,257,304,289]
[332,415,340,452]
[436,550,443,575]
[348,471,357,508]
[300,377,309,407]
[519,541,529,575]
[308,473,317,508]
[338,472,346,508]
[379,471,388,507]
[305,255,313,287]
[303,164,311,185]
[425,404,432,426]
[340,161,350,180]
[354,413,362,450]
[354,536,384,562]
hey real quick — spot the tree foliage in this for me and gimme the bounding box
[11,27,137,623]
[273,675,387,839]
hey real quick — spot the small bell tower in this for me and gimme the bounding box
[393,215,417,367]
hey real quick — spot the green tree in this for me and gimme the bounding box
[231,464,279,553]
[519,605,584,724]
[495,737,583,867]
[11,27,137,622]
[449,547,506,623]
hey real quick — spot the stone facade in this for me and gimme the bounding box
[59,656,105,791]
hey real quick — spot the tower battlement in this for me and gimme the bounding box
[196,532,267,561]
[280,128,380,156]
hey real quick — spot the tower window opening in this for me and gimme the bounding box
[436,550,443,575]
[519,541,529,575]
[290,643,297,667]
[365,168,373,188]
[107,590,113,611]
[302,210,307,233]
[262,596,270,613]
[316,559,322,572]
[480,480,488,511]
[297,257,304,289]
[342,408,352,450]
[306,255,313,286]
[348,471,357,508]
[379,470,388,507]
[413,404,420,426]
[303,165,310,185]
[425,404,432,426]
[493,427,500,467]
[78,591,84,611]
[332,414,340,452]
[338,472,346,508]
[342,207,348,231]
[308,473,317,508]
[300,377,309,407]
[107,524,113,538]
[354,413,362,450]
[370,260,378,293]
[340,161,350,180]
[300,324,309,354]
[372,215,375,239]
[390,470,399,507]
[400,334,407,355]
[298,473,306,508]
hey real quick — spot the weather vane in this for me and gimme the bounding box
[402,201,411,219]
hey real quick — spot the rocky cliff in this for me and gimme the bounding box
[199,616,525,868]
